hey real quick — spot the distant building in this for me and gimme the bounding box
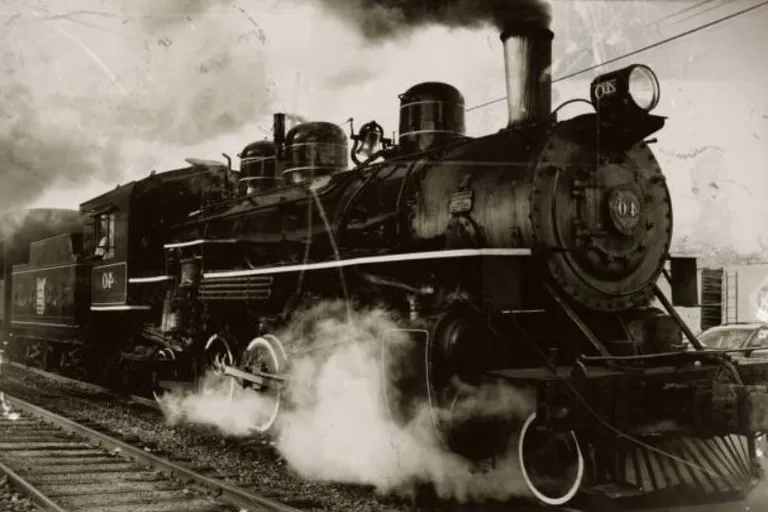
[658,261,768,334]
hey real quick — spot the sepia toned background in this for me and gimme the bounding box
[1,0,766,263]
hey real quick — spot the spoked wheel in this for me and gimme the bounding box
[192,333,237,396]
[518,411,585,506]
[239,334,288,433]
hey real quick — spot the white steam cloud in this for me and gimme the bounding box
[156,300,536,502]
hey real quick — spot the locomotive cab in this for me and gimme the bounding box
[80,183,140,312]
[80,164,233,315]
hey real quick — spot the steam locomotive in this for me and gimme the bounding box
[3,17,768,511]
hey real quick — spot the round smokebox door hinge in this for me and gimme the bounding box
[606,186,642,236]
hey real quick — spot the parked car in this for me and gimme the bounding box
[696,322,768,356]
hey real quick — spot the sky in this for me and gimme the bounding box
[1,0,767,262]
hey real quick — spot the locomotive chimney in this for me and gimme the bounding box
[500,15,553,127]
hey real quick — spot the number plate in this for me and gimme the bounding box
[448,190,473,214]
[92,262,127,305]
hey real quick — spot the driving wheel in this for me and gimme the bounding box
[240,334,288,433]
[518,411,585,506]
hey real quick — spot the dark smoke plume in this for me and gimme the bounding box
[308,0,551,42]
[0,208,83,243]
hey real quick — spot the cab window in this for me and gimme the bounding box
[94,212,115,259]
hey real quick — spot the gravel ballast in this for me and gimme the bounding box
[0,364,413,512]
[0,475,38,512]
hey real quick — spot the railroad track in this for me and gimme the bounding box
[0,392,303,512]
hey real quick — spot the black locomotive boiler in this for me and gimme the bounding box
[3,14,768,511]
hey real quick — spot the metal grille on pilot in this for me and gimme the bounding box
[398,82,467,153]
[238,141,280,195]
[282,122,349,185]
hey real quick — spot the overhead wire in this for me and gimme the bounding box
[675,0,736,24]
[466,0,768,113]
[648,0,716,25]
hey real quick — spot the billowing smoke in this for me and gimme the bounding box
[1,0,273,211]
[0,79,125,211]
[306,0,551,43]
[0,208,82,242]
[156,300,537,502]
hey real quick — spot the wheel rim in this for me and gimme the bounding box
[518,411,584,506]
[243,334,287,433]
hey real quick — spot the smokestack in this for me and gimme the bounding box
[500,19,553,127]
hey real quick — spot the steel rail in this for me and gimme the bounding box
[1,392,303,512]
[0,458,69,512]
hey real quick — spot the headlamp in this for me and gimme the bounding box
[590,64,660,116]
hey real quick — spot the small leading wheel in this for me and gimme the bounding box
[240,334,288,433]
[518,411,585,506]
